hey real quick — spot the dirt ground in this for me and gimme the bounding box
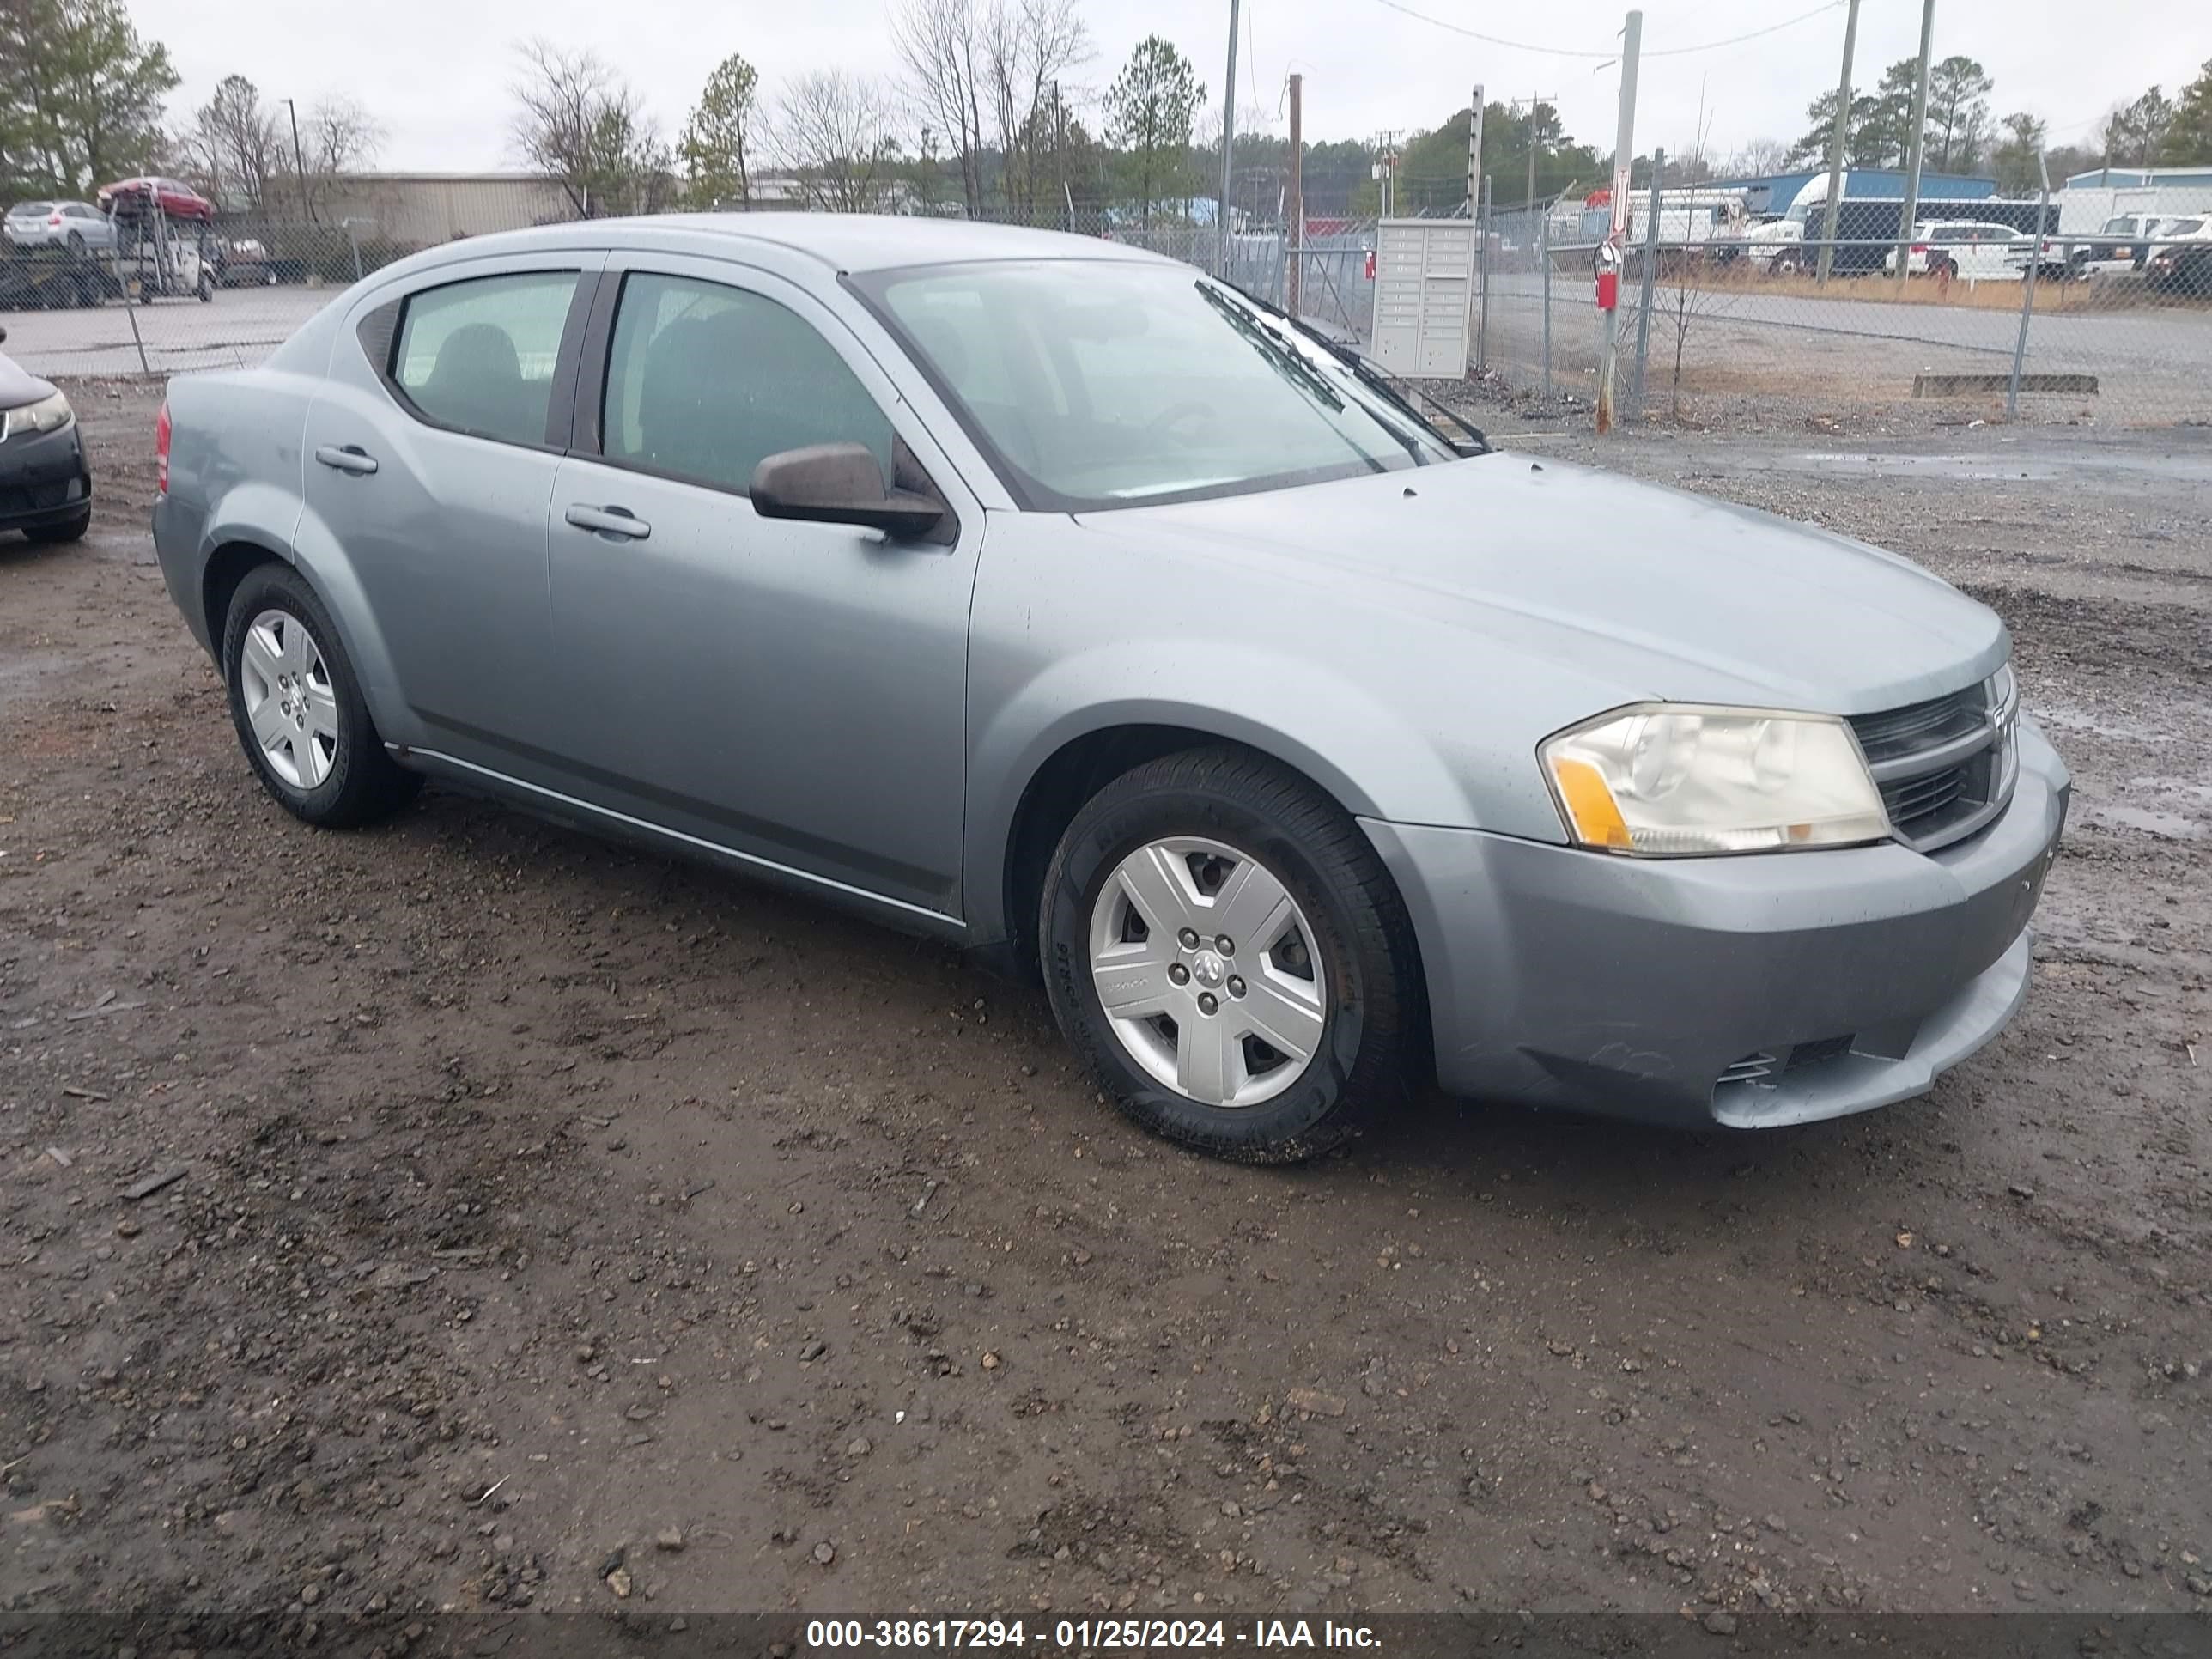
[2,380,2208,1631]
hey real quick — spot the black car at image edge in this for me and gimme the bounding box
[0,324,93,543]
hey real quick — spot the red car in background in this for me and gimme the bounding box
[96,177,216,222]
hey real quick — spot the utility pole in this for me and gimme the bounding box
[1467,86,1484,222]
[283,96,310,220]
[1218,0,1239,276]
[1595,9,1640,434]
[1287,74,1304,317]
[1814,0,1860,285]
[1053,80,1066,231]
[1510,94,1559,210]
[1893,0,1936,281]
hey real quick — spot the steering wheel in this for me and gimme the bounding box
[1147,400,1217,440]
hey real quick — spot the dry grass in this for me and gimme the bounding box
[1677,265,2034,312]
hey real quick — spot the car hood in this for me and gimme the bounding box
[1073,453,2006,716]
[0,352,56,412]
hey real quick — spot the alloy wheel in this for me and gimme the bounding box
[1086,836,1328,1108]
[239,608,340,790]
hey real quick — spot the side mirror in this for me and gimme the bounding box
[0,325,9,345]
[750,442,948,542]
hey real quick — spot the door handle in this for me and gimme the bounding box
[313,443,378,476]
[564,503,651,541]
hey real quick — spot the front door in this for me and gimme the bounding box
[544,256,982,921]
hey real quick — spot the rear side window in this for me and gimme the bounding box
[599,271,892,495]
[392,270,580,447]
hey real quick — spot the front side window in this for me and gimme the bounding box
[861,259,1456,512]
[392,270,579,447]
[600,272,892,495]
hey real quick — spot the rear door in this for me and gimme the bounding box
[300,252,603,769]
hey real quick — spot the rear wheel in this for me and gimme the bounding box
[221,565,420,829]
[1040,745,1421,1164]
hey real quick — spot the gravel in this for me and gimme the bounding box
[0,380,2203,1622]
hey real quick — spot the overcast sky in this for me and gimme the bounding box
[130,0,2207,178]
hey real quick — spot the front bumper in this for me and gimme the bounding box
[0,419,92,531]
[1364,715,2070,1129]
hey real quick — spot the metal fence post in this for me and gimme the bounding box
[2008,153,2052,421]
[1477,174,1491,374]
[1540,211,1553,399]
[125,301,150,376]
[1632,147,1661,420]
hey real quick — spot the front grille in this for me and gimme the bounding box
[1850,670,2018,853]
[1850,685,1989,763]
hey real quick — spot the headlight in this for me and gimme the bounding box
[1,390,73,441]
[1541,704,1890,855]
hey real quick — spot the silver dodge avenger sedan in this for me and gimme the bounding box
[150,216,2068,1162]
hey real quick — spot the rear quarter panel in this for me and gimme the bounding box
[152,345,331,657]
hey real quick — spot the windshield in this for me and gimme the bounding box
[858,259,1459,512]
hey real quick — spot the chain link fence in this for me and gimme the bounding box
[5,183,2209,432]
[1470,204,2212,430]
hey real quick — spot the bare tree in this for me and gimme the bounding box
[892,0,989,215]
[983,0,1091,221]
[276,95,384,220]
[1649,256,1740,422]
[509,39,670,218]
[768,70,900,212]
[1721,137,1789,177]
[178,73,280,212]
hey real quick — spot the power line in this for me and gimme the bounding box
[1364,0,1843,61]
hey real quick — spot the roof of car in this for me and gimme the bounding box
[448,213,1170,274]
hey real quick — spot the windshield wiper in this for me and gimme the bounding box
[1195,283,1439,471]
[1341,354,1492,456]
[1194,281,1348,414]
[1237,285,1492,456]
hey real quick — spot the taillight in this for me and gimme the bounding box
[1911,242,1929,253]
[47,213,62,227]
[155,401,171,497]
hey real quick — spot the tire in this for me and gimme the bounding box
[221,564,421,829]
[25,510,91,544]
[1768,252,1802,276]
[1039,744,1421,1164]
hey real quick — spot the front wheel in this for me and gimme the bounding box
[1040,746,1422,1164]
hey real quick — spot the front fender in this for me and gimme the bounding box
[962,640,1480,947]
